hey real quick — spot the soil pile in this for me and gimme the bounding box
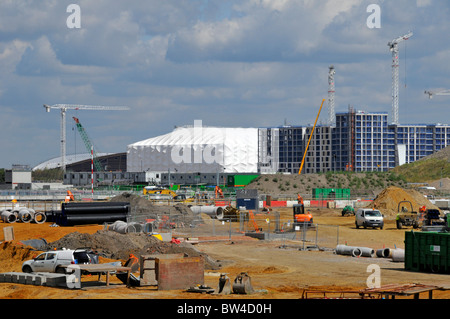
[0,241,35,272]
[371,186,439,216]
[110,193,199,224]
[45,230,222,270]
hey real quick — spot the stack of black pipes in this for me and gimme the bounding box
[57,202,130,226]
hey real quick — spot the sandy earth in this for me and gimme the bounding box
[0,206,449,301]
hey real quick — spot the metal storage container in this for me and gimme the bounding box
[405,231,450,274]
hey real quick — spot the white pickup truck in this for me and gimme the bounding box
[22,248,99,274]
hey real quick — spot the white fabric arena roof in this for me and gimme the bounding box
[127,126,258,173]
[33,153,111,171]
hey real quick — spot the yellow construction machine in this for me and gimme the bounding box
[143,187,194,202]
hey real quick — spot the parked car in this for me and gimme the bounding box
[22,248,99,274]
[355,209,384,229]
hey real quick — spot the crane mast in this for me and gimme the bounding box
[328,65,336,126]
[388,31,413,125]
[43,104,130,172]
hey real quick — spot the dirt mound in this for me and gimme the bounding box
[45,230,222,270]
[371,186,439,216]
[110,193,198,224]
[0,241,36,272]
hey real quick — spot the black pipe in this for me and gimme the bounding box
[54,202,131,226]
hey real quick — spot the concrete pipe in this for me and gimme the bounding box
[376,248,391,258]
[18,209,33,223]
[391,249,405,262]
[109,221,128,234]
[1,210,17,223]
[335,245,362,257]
[359,247,375,258]
[126,222,143,233]
[189,206,224,219]
[33,212,47,224]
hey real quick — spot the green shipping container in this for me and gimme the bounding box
[227,175,259,187]
[405,231,450,274]
[312,188,350,200]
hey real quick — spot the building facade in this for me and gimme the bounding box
[258,110,450,174]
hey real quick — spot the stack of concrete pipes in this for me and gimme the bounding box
[189,206,224,219]
[335,245,404,262]
[1,208,46,224]
[108,220,145,234]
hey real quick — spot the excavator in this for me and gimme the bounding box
[293,202,313,228]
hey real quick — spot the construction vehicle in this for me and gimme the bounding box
[396,201,419,229]
[342,205,355,217]
[143,187,194,202]
[421,206,449,232]
[293,203,313,228]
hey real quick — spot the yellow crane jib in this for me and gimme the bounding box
[298,99,325,175]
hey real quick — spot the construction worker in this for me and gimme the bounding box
[297,194,303,205]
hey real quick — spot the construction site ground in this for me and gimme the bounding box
[1,206,449,300]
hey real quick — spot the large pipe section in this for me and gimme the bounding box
[189,206,224,219]
[376,248,391,258]
[336,245,375,258]
[391,249,405,262]
[335,245,362,257]
[1,207,47,224]
[54,202,130,226]
[109,221,144,234]
[17,209,33,223]
[1,210,17,223]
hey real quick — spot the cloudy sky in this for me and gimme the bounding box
[1,0,449,169]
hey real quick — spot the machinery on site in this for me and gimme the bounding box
[143,187,194,202]
[396,201,420,229]
[72,117,103,172]
[341,205,355,217]
[293,203,313,228]
[43,103,130,172]
[422,206,449,232]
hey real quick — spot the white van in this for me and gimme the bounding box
[355,209,384,229]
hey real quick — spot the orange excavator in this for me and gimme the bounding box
[293,200,313,228]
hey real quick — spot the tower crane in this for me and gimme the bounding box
[388,31,413,125]
[424,89,450,99]
[43,104,130,172]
